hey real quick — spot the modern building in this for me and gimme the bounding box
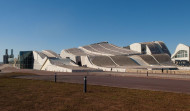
[18,41,177,73]
[19,50,100,72]
[126,41,171,56]
[61,42,177,72]
[171,44,190,66]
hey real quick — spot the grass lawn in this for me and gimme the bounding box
[0,73,190,111]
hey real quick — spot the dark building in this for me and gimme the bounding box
[3,55,9,64]
[10,49,14,58]
[3,49,15,64]
[3,49,9,64]
[19,51,34,69]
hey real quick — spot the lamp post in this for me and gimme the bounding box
[84,76,87,93]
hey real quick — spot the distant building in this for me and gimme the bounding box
[126,41,171,56]
[171,44,190,66]
[3,49,14,64]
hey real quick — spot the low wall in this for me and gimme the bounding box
[125,69,190,75]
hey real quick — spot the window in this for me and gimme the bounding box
[174,50,188,58]
[20,51,34,69]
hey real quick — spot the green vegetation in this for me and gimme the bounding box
[0,73,190,111]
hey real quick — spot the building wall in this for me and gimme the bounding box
[146,45,151,55]
[33,51,48,70]
[129,43,142,53]
[189,47,190,62]
[60,50,77,63]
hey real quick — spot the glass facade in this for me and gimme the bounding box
[174,50,188,58]
[20,51,34,69]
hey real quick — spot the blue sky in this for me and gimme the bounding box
[0,0,190,61]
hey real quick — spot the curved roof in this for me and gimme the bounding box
[42,50,60,58]
[156,41,171,56]
[49,58,72,66]
[171,43,190,59]
[66,48,88,56]
[152,54,176,66]
[33,51,47,59]
[138,54,159,65]
[81,42,139,56]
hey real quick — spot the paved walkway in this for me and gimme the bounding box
[2,67,190,94]
[17,74,190,94]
